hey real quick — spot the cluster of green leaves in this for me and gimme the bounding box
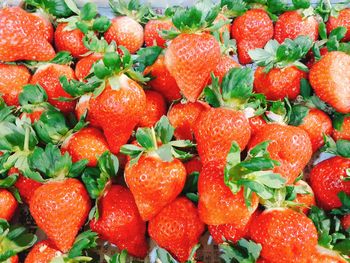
[24,0,74,18]
[23,52,73,70]
[315,0,350,21]
[104,250,128,263]
[109,0,152,23]
[322,136,350,158]
[219,238,262,263]
[155,244,200,263]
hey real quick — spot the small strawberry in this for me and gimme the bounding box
[249,208,318,263]
[0,189,17,221]
[294,180,316,214]
[212,55,240,84]
[333,116,350,141]
[309,51,350,114]
[327,8,350,42]
[0,7,55,61]
[138,90,167,128]
[144,18,173,48]
[232,9,274,64]
[148,197,205,262]
[0,64,31,106]
[75,53,103,81]
[24,240,62,263]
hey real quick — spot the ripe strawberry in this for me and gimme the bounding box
[138,90,166,127]
[0,189,17,221]
[24,240,62,263]
[333,116,350,141]
[30,64,76,113]
[0,7,55,61]
[61,127,110,167]
[327,8,350,42]
[32,12,54,43]
[309,51,350,114]
[248,124,312,184]
[232,9,273,64]
[306,47,328,69]
[148,197,205,262]
[310,246,348,263]
[294,180,316,214]
[90,185,148,258]
[54,23,89,58]
[144,54,181,102]
[212,55,240,84]
[297,108,333,152]
[309,156,350,210]
[168,101,208,141]
[249,208,318,263]
[75,53,103,81]
[10,256,18,263]
[249,115,266,136]
[0,63,31,106]
[144,19,173,48]
[341,214,350,230]
[183,157,202,175]
[213,13,231,40]
[274,11,318,43]
[75,94,100,127]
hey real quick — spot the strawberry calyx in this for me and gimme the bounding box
[322,136,350,158]
[315,0,349,21]
[0,219,37,262]
[134,46,163,73]
[220,0,247,18]
[109,0,151,23]
[121,116,195,165]
[219,238,262,263]
[22,51,73,70]
[24,0,74,18]
[104,250,129,263]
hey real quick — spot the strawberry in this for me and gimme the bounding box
[24,240,62,263]
[164,3,221,102]
[294,180,316,214]
[274,11,318,43]
[0,7,55,61]
[138,90,166,128]
[248,124,312,184]
[30,64,76,114]
[0,64,31,106]
[310,246,348,263]
[333,116,350,141]
[168,101,208,141]
[232,9,273,64]
[249,208,318,263]
[309,156,350,210]
[148,197,205,262]
[249,116,266,136]
[327,8,350,42]
[32,11,54,43]
[309,51,350,114]
[144,19,173,48]
[75,94,100,127]
[61,127,110,167]
[212,55,240,84]
[75,53,103,81]
[213,13,231,40]
[0,189,17,221]
[183,157,202,175]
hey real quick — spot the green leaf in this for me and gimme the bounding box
[238,157,277,171]
[68,230,98,258]
[135,128,156,150]
[300,78,312,98]
[289,105,310,126]
[135,46,162,72]
[103,52,121,70]
[0,174,18,188]
[19,84,48,106]
[105,250,129,263]
[92,16,112,32]
[219,238,262,263]
[80,2,97,20]
[333,112,345,131]
[24,0,74,18]
[155,116,175,145]
[292,0,310,9]
[336,139,350,158]
[182,171,199,195]
[156,247,177,263]
[120,144,144,158]
[319,21,328,40]
[156,144,173,162]
[329,26,347,41]
[220,0,247,17]
[50,51,73,65]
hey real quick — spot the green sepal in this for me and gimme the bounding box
[182,171,199,200]
[134,46,163,73]
[80,2,97,21]
[288,105,310,126]
[292,0,311,10]
[67,230,98,259]
[220,0,247,17]
[105,250,128,263]
[155,116,175,145]
[60,76,102,99]
[19,84,48,106]
[92,16,112,32]
[0,100,16,124]
[0,173,18,188]
[331,192,350,217]
[300,78,312,99]
[156,247,177,263]
[109,0,151,23]
[219,238,262,263]
[51,51,74,65]
[24,0,74,18]
[322,136,350,158]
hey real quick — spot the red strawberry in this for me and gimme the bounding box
[248,124,312,184]
[306,47,328,69]
[0,63,31,106]
[310,246,348,263]
[138,90,166,128]
[144,54,181,102]
[0,189,17,221]
[274,11,318,43]
[309,51,350,114]
[213,13,231,40]
[231,9,273,64]
[341,214,350,230]
[54,23,89,58]
[148,197,205,262]
[249,116,266,136]
[168,101,208,141]
[327,8,350,42]
[249,208,318,263]
[144,19,173,48]
[61,127,110,167]
[212,55,240,84]
[294,180,316,214]
[30,178,91,252]
[333,116,350,141]
[21,109,45,123]
[90,185,148,258]
[75,94,100,127]
[183,157,202,175]
[254,66,307,101]
[297,108,333,152]
[0,7,55,61]
[32,11,54,43]
[10,256,18,263]
[75,53,103,81]
[30,64,76,113]
[24,240,62,263]
[309,156,350,210]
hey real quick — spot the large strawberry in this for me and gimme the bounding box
[309,51,350,114]
[0,7,55,61]
[327,8,350,42]
[148,197,205,262]
[164,3,221,101]
[144,18,173,48]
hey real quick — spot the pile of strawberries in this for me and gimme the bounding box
[0,0,350,262]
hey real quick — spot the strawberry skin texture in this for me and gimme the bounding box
[124,155,186,221]
[232,9,273,64]
[148,197,205,262]
[309,156,350,210]
[25,240,62,263]
[0,189,18,221]
[30,64,76,113]
[0,63,31,106]
[341,214,350,230]
[211,55,240,84]
[248,116,266,136]
[333,116,350,141]
[309,51,350,114]
[198,161,259,225]
[274,11,318,43]
[194,108,251,165]
[138,90,166,128]
[0,7,55,62]
[90,185,148,258]
[298,108,333,152]
[327,9,350,42]
[168,101,208,141]
[165,33,221,102]
[104,17,144,54]
[32,12,54,43]
[75,94,100,128]
[144,19,173,48]
[30,178,91,253]
[294,180,316,214]
[61,127,110,167]
[248,124,312,184]
[254,66,307,101]
[75,53,103,81]
[144,55,181,102]
[54,23,89,58]
[21,109,45,123]
[250,208,318,263]
[183,157,202,175]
